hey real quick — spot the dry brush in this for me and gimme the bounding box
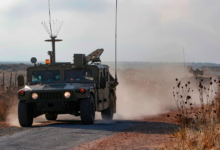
[171,77,220,150]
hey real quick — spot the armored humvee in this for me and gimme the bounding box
[17,49,118,127]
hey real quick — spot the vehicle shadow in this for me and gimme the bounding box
[32,119,180,135]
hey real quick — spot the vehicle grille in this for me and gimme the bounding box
[38,92,63,100]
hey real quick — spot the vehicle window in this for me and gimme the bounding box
[32,70,60,82]
[65,69,93,81]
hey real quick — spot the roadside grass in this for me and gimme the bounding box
[0,70,25,122]
[168,77,220,150]
[0,99,8,121]
[0,88,19,121]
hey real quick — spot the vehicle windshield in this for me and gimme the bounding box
[32,70,60,82]
[65,69,93,82]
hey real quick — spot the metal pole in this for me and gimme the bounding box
[115,0,118,83]
[183,47,185,75]
[48,0,52,37]
[52,37,56,63]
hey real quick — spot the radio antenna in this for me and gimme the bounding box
[115,0,118,83]
[48,0,52,37]
[183,47,186,76]
[42,0,63,64]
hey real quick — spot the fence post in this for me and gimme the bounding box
[3,72,4,91]
[10,73,12,89]
[15,72,17,90]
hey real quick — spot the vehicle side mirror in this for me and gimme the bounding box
[17,75,25,87]
[100,78,106,89]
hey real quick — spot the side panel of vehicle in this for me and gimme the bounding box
[97,68,111,111]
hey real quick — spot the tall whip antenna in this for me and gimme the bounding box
[48,0,52,37]
[183,47,186,75]
[115,0,118,83]
[42,0,63,64]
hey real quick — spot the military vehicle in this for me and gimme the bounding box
[187,66,204,77]
[17,1,119,127]
[17,49,118,127]
[187,66,220,77]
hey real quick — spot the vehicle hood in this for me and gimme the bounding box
[23,83,94,91]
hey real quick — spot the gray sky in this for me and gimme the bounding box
[0,0,220,63]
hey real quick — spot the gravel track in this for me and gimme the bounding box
[0,119,141,150]
[73,111,180,150]
[0,111,180,150]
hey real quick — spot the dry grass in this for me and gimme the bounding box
[0,81,19,121]
[0,68,25,121]
[0,88,19,121]
[169,76,220,150]
[0,99,8,121]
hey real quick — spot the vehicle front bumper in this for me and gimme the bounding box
[18,90,90,103]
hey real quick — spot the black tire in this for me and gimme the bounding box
[45,114,58,121]
[80,95,95,124]
[18,101,33,127]
[101,93,114,120]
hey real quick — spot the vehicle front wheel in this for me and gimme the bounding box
[101,93,114,121]
[18,101,33,127]
[80,95,95,125]
[45,114,58,120]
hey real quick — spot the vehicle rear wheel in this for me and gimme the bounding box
[101,93,114,120]
[45,114,58,120]
[18,101,33,127]
[80,95,95,124]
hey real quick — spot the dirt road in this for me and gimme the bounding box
[0,119,142,150]
[0,112,179,150]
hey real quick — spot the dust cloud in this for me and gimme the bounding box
[111,66,219,120]
[111,66,186,120]
[7,102,20,127]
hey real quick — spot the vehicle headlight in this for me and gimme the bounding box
[32,93,38,100]
[64,91,71,99]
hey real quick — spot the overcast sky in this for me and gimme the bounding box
[0,0,220,63]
